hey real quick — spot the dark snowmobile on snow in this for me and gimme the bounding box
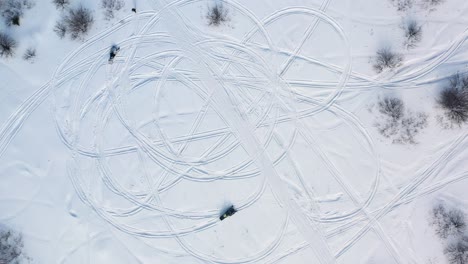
[220,205,237,221]
[109,45,120,63]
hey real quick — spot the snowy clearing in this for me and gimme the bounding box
[1,0,468,263]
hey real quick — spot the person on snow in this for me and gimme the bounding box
[109,45,120,63]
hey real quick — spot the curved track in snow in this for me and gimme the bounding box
[1,0,468,263]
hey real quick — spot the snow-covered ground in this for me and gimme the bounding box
[1,0,468,263]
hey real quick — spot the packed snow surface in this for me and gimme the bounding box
[1,0,468,263]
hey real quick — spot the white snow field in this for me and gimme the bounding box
[1,0,468,263]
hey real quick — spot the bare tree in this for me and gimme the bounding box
[372,47,403,73]
[444,235,468,264]
[60,5,94,40]
[379,97,405,120]
[404,19,422,48]
[422,0,445,10]
[425,0,444,4]
[0,227,28,264]
[53,20,67,39]
[437,74,468,126]
[397,111,428,144]
[0,0,34,26]
[2,0,22,26]
[375,96,427,144]
[432,203,467,239]
[101,0,124,20]
[52,0,70,9]
[207,3,228,26]
[391,0,413,11]
[65,5,94,40]
[0,32,17,58]
[23,47,36,61]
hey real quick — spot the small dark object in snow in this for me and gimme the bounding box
[131,8,136,13]
[12,15,20,26]
[109,45,120,63]
[220,205,237,221]
[207,3,228,26]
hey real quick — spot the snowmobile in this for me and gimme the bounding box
[109,45,120,64]
[220,205,237,221]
